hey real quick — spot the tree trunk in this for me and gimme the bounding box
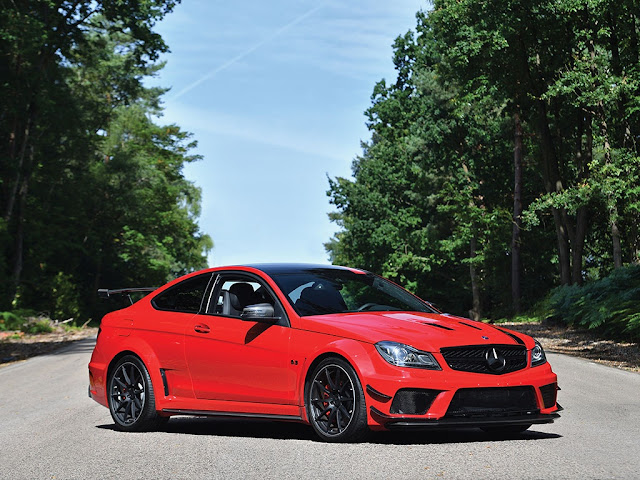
[611,216,623,268]
[517,30,571,284]
[511,112,523,313]
[460,161,483,320]
[536,99,572,284]
[11,156,31,299]
[572,114,591,286]
[629,11,639,66]
[600,110,623,269]
[3,104,34,223]
[469,235,481,321]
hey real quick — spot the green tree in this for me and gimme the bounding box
[328,22,517,317]
[328,2,639,318]
[430,0,640,285]
[0,1,212,321]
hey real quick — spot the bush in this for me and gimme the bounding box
[544,265,640,340]
[0,310,55,334]
[0,309,39,331]
[22,318,55,334]
[0,311,23,331]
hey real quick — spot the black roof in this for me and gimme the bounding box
[243,263,365,275]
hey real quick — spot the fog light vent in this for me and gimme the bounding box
[390,389,440,415]
[539,383,557,409]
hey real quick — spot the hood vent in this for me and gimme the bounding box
[422,322,455,331]
[497,328,526,346]
[459,321,482,331]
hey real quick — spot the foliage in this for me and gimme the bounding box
[0,311,24,331]
[327,2,640,321]
[0,310,53,333]
[21,318,55,335]
[544,265,640,340]
[493,314,542,325]
[0,1,212,323]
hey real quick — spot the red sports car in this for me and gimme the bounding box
[88,264,560,442]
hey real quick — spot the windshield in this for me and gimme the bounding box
[269,269,436,317]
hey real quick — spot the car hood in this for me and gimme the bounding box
[295,311,533,351]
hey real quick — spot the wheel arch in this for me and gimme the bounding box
[106,350,142,384]
[299,339,374,422]
[105,338,165,411]
[301,346,372,441]
[303,352,351,394]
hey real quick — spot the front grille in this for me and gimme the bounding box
[390,389,441,415]
[539,383,557,409]
[445,386,538,418]
[440,344,527,374]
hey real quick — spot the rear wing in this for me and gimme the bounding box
[98,287,157,306]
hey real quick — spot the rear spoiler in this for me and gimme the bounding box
[98,287,157,305]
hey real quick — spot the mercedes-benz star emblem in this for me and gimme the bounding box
[485,347,506,372]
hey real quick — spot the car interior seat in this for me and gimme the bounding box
[295,283,347,316]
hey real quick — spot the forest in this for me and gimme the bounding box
[327,0,640,337]
[0,1,211,324]
[1,1,639,340]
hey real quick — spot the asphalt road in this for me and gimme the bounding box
[0,338,639,480]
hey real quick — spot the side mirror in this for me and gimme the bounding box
[241,303,280,324]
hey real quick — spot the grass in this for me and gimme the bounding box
[491,313,542,324]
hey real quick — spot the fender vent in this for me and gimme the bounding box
[159,368,169,396]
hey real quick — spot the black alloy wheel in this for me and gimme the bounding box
[108,355,166,431]
[306,357,369,442]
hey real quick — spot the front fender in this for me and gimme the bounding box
[296,336,375,420]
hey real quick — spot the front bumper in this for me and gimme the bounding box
[360,347,561,430]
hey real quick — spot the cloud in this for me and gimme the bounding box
[165,103,358,165]
[266,1,425,80]
[169,3,328,101]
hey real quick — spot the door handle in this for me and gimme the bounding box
[194,323,210,334]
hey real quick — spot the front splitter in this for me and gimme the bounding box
[371,406,560,430]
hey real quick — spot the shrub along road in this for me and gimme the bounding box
[0,338,638,479]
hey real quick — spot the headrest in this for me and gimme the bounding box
[229,282,255,308]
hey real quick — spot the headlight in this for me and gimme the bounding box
[531,340,547,367]
[375,341,441,370]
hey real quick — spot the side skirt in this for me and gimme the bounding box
[162,409,303,422]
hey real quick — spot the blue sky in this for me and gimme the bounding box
[150,0,427,267]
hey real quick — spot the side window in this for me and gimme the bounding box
[208,275,283,320]
[152,274,211,313]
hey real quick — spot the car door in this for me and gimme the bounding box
[136,272,214,399]
[184,272,296,405]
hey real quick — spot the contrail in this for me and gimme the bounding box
[170,4,326,100]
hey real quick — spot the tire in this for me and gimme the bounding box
[107,355,165,432]
[306,357,370,442]
[481,424,531,435]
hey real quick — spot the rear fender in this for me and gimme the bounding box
[106,336,168,411]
